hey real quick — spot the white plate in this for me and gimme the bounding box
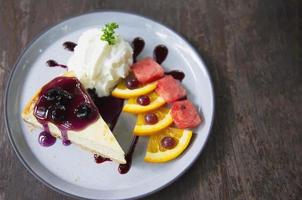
[5,11,214,200]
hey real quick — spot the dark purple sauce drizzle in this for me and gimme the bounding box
[34,76,99,146]
[118,136,139,174]
[132,37,145,63]
[153,45,168,64]
[94,154,111,164]
[38,124,56,147]
[165,70,185,82]
[61,130,71,146]
[87,89,124,131]
[46,60,68,69]
[63,41,77,52]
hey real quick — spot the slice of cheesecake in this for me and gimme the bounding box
[21,72,126,164]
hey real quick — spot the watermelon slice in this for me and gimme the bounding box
[131,57,164,84]
[171,100,202,128]
[155,75,186,103]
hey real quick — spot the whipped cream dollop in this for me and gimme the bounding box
[67,28,133,97]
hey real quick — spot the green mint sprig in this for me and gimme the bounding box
[100,22,119,45]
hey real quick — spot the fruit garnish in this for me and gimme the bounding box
[171,100,202,128]
[144,127,192,163]
[131,57,164,84]
[123,92,166,113]
[144,113,158,124]
[155,75,186,103]
[100,22,119,45]
[125,74,140,89]
[112,80,157,99]
[133,107,173,135]
[161,136,177,149]
[136,95,151,106]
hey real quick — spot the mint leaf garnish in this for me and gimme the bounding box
[100,22,119,45]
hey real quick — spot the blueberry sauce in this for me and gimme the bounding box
[94,154,111,163]
[153,44,168,64]
[165,70,185,82]
[38,130,56,147]
[46,60,68,69]
[132,37,145,63]
[63,41,77,52]
[61,130,71,146]
[118,136,139,174]
[87,89,124,131]
[33,76,99,145]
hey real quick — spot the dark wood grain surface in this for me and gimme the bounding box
[0,0,301,199]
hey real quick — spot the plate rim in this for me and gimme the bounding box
[4,10,215,200]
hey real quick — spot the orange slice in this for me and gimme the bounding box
[133,107,173,135]
[112,81,157,99]
[144,127,192,163]
[122,92,166,113]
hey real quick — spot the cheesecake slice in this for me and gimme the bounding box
[21,72,126,164]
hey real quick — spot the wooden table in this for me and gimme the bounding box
[0,0,301,199]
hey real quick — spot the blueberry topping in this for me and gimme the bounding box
[33,77,104,148]
[62,139,71,146]
[58,89,73,100]
[75,103,91,119]
[38,131,56,147]
[44,87,60,101]
[44,87,73,103]
[50,105,66,122]
[35,106,47,119]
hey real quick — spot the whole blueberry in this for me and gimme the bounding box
[75,104,91,119]
[50,105,66,122]
[44,87,60,101]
